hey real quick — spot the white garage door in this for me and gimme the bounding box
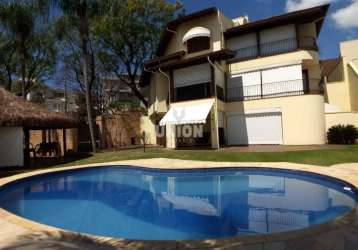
[227,112,283,145]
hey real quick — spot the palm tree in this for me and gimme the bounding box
[0,33,16,91]
[0,0,48,97]
[51,0,107,153]
[0,2,35,98]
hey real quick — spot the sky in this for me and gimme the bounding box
[168,0,358,59]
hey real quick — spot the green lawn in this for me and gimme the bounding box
[1,145,358,178]
[59,145,358,167]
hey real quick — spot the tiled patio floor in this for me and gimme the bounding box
[1,159,358,250]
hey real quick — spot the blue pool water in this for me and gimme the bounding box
[0,167,357,240]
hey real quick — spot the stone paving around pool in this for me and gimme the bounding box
[0,159,358,250]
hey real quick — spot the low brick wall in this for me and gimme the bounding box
[97,112,141,149]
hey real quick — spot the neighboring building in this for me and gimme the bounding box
[44,88,78,113]
[27,85,78,113]
[102,76,144,109]
[140,4,329,149]
[322,40,358,129]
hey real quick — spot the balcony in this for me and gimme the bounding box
[228,36,318,63]
[227,79,321,102]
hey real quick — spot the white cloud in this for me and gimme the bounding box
[332,1,358,29]
[285,0,337,12]
[285,0,358,31]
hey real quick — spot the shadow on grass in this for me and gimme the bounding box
[0,153,92,178]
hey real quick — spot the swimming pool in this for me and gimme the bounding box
[0,166,357,240]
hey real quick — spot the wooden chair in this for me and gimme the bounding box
[32,142,60,157]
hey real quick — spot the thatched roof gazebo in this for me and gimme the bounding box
[0,87,77,129]
[0,88,79,167]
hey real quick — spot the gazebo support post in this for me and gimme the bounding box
[63,129,67,161]
[23,128,30,167]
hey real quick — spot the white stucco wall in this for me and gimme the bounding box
[0,127,24,167]
[340,39,358,61]
[140,116,156,145]
[325,112,358,131]
[225,95,326,145]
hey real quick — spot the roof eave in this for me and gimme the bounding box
[156,7,219,57]
[224,4,330,38]
[160,49,236,71]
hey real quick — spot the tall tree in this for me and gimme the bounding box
[0,34,16,91]
[52,0,108,153]
[94,0,180,108]
[0,1,46,98]
[25,30,57,94]
[56,17,109,117]
[21,29,57,95]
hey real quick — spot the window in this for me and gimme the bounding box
[187,37,210,54]
[174,64,211,88]
[302,70,309,92]
[216,86,224,101]
[176,82,211,101]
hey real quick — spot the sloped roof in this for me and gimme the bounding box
[321,58,341,77]
[140,5,330,87]
[0,88,78,129]
[156,7,218,57]
[225,4,330,38]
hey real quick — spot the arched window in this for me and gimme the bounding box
[183,27,211,54]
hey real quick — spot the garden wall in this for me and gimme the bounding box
[97,112,141,149]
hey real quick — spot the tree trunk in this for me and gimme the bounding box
[20,53,26,98]
[17,35,27,98]
[80,13,97,153]
[85,78,97,152]
[127,81,148,108]
[6,69,12,91]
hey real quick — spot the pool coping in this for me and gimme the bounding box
[1,158,358,249]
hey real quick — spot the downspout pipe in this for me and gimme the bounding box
[207,56,225,73]
[207,56,222,150]
[157,67,174,148]
[158,66,171,104]
[144,66,158,111]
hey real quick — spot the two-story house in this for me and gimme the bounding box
[140,4,329,149]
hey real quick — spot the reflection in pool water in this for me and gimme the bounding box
[0,167,357,240]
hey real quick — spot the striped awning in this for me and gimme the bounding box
[182,27,211,43]
[159,99,214,126]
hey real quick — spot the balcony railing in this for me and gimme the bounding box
[231,36,318,62]
[227,79,311,102]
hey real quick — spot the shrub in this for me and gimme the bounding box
[327,124,358,144]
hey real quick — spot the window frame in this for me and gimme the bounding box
[186,36,211,54]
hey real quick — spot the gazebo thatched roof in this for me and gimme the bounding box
[0,87,78,129]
